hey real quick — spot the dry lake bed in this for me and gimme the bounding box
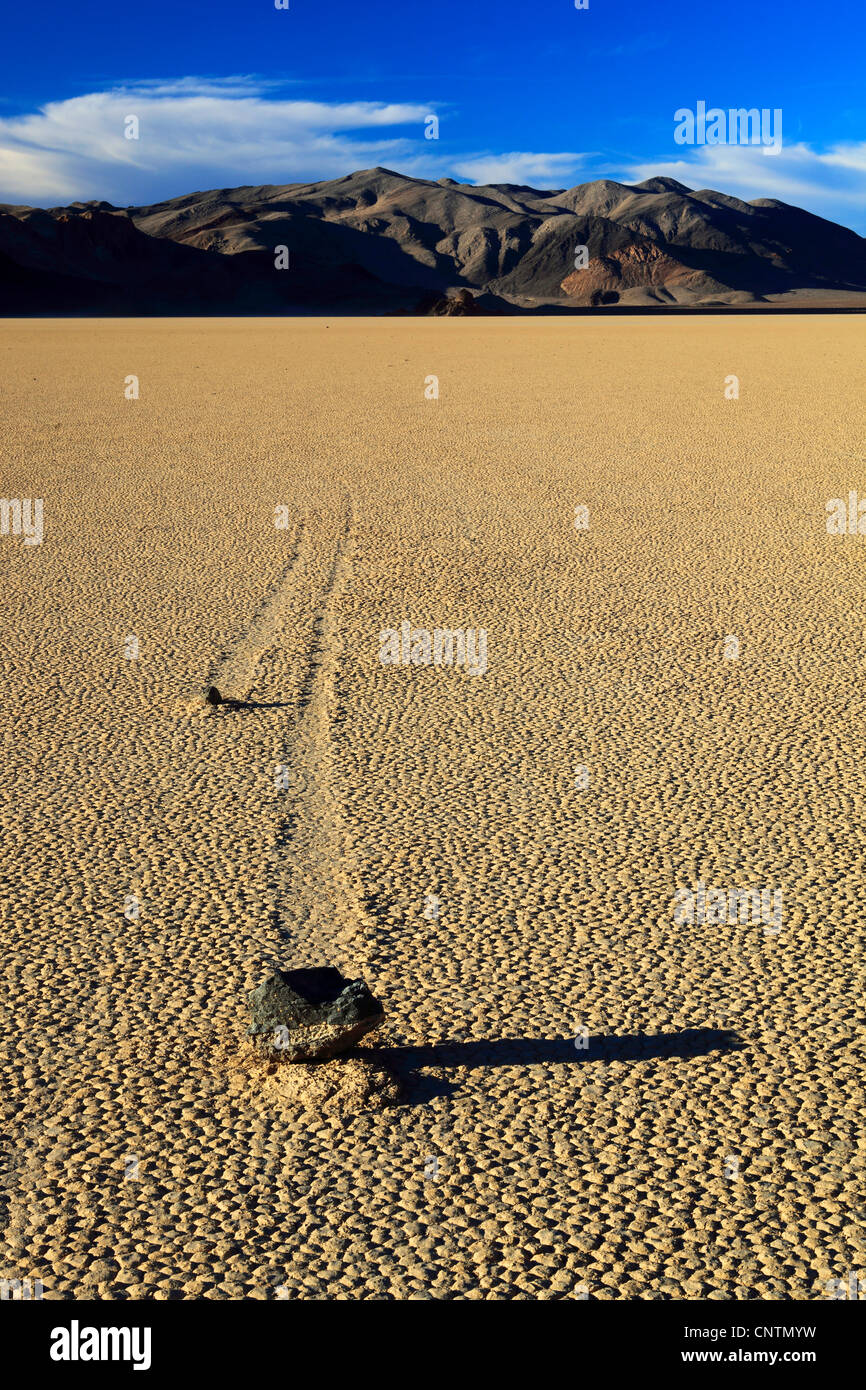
[0,315,863,1300]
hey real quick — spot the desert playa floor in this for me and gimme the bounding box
[0,316,863,1300]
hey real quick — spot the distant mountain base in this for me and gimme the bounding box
[2,169,865,314]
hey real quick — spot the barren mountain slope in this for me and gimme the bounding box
[2,170,865,312]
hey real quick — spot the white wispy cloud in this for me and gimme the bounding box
[0,78,436,205]
[0,77,862,234]
[453,151,584,187]
[620,141,866,233]
[114,76,296,98]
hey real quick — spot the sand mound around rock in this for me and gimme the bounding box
[216,1030,401,1114]
[262,1055,401,1113]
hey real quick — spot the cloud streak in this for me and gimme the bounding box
[0,78,862,234]
[0,79,436,205]
[619,141,866,233]
[452,151,584,186]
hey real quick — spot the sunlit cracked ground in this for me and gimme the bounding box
[0,315,863,1300]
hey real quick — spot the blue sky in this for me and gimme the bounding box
[1,0,864,229]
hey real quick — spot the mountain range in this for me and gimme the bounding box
[2,167,865,314]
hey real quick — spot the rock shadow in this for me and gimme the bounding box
[211,697,295,712]
[374,1028,743,1104]
[383,1028,742,1069]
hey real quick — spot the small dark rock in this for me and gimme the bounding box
[204,686,222,705]
[421,288,482,316]
[249,966,384,1061]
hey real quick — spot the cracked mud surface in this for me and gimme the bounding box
[0,316,863,1300]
